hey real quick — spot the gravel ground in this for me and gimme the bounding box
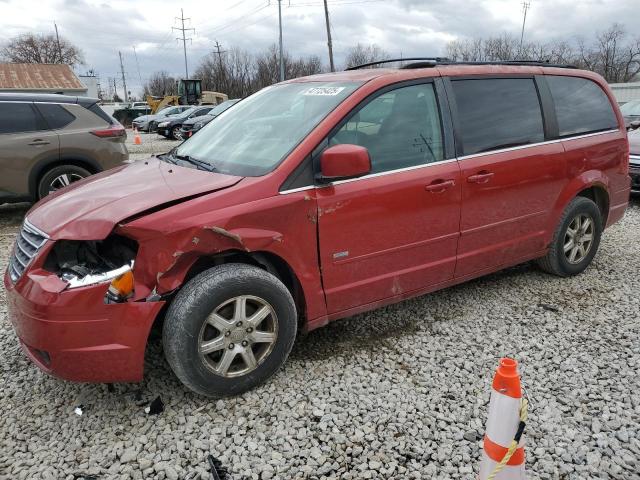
[0,199,639,480]
[125,129,181,162]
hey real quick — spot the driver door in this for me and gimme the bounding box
[316,81,462,314]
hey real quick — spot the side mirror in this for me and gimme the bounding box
[318,144,371,183]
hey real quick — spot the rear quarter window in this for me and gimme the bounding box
[546,76,618,137]
[451,78,545,156]
[36,103,76,129]
[87,103,117,125]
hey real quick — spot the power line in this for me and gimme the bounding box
[132,46,143,87]
[173,8,195,79]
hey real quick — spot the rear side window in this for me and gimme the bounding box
[36,103,75,129]
[329,83,444,173]
[451,78,545,156]
[546,76,618,137]
[87,103,116,124]
[0,103,42,134]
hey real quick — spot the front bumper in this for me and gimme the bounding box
[4,253,164,383]
[157,127,171,137]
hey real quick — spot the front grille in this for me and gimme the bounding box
[8,220,48,283]
[182,124,193,131]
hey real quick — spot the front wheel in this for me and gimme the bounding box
[171,125,182,140]
[163,264,297,397]
[537,196,603,277]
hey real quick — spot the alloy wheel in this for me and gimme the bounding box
[48,172,85,193]
[563,213,594,264]
[198,295,278,378]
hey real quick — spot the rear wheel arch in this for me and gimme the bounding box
[30,156,101,199]
[576,184,609,226]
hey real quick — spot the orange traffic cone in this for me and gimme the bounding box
[133,127,142,145]
[479,358,528,480]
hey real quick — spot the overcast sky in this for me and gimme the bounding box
[1,0,638,96]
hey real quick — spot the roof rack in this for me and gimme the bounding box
[345,58,577,71]
[345,57,449,70]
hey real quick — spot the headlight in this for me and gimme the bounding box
[158,121,169,127]
[45,236,138,302]
[193,122,203,130]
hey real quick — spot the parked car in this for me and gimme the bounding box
[0,93,128,203]
[620,99,640,128]
[180,99,241,138]
[629,128,640,193]
[133,105,191,132]
[157,106,215,139]
[4,62,630,397]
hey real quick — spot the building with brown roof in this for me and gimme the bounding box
[0,63,88,96]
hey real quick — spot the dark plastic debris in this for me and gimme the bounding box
[145,396,164,415]
[208,454,230,480]
[538,303,560,312]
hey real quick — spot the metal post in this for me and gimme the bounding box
[323,0,335,72]
[278,0,284,82]
[519,1,531,55]
[173,9,194,79]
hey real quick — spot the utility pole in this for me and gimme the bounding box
[173,9,195,79]
[118,51,129,103]
[214,40,227,91]
[54,22,63,63]
[322,0,335,72]
[519,1,531,54]
[277,0,284,82]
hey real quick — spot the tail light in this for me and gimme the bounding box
[91,124,126,138]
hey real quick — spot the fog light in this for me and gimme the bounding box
[106,270,135,302]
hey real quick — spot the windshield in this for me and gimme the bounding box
[210,99,240,115]
[176,107,199,118]
[175,82,360,176]
[621,100,640,116]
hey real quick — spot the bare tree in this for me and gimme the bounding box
[344,43,389,68]
[1,33,84,66]
[445,23,640,82]
[143,71,178,96]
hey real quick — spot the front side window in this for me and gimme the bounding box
[176,82,360,176]
[0,103,42,134]
[547,76,619,137]
[452,78,545,156]
[329,83,444,173]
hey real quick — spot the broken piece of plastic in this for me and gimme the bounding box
[144,396,164,415]
[74,405,84,416]
[208,454,230,480]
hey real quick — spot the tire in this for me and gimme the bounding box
[537,196,603,277]
[37,164,92,199]
[171,125,182,140]
[163,263,297,397]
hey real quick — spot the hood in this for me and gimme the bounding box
[630,129,640,156]
[27,158,242,240]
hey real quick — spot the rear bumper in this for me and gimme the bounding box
[4,267,164,383]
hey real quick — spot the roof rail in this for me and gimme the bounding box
[345,58,577,71]
[345,57,450,70]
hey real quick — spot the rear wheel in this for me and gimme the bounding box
[163,264,297,397]
[537,196,602,276]
[37,165,91,199]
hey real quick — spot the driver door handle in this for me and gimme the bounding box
[425,179,456,193]
[467,171,494,183]
[28,139,50,146]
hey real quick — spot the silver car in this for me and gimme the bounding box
[132,106,191,132]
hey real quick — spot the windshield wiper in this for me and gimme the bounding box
[174,153,217,172]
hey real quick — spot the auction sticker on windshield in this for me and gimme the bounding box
[303,86,346,96]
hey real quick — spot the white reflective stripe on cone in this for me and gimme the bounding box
[485,390,521,447]
[479,451,525,480]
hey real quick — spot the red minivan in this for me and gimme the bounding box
[5,61,630,396]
